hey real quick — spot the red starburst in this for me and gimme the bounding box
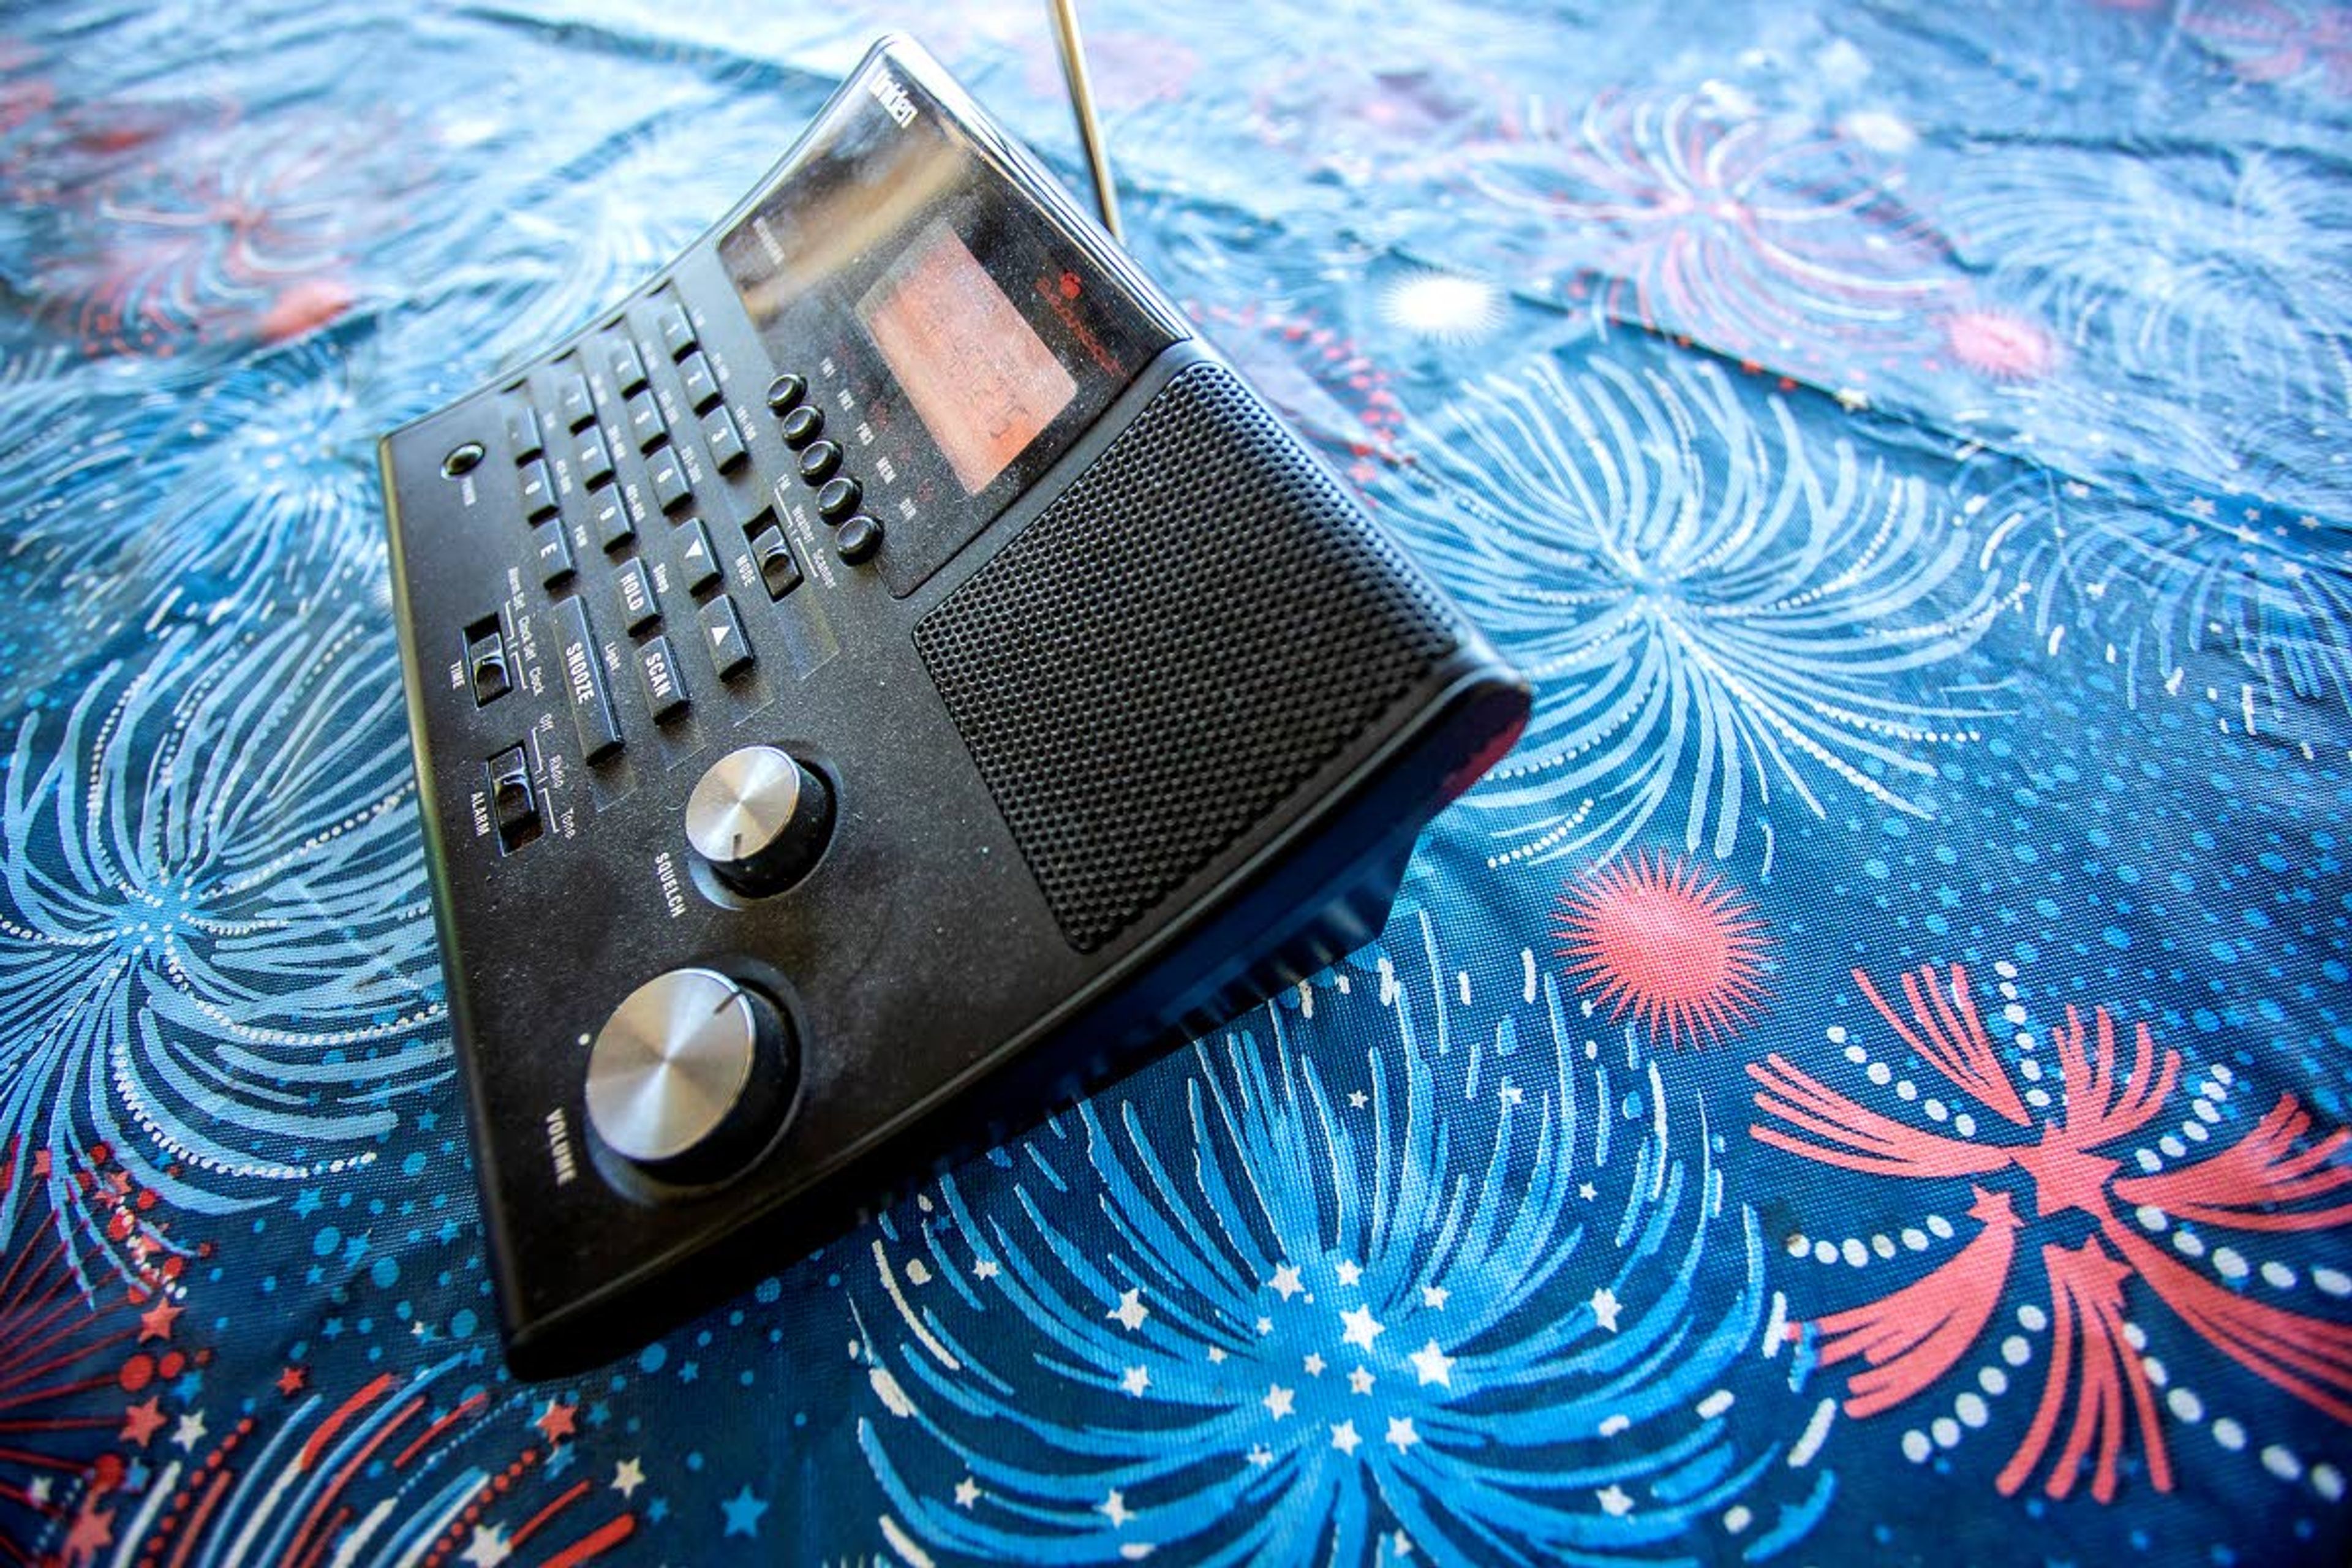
[1749,962,2352,1502]
[1553,850,1772,1048]
[0,1142,201,1562]
[1942,308,2061,383]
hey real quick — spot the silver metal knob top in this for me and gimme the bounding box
[687,745,803,864]
[585,968,760,1166]
[685,745,832,896]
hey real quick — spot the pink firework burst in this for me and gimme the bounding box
[1942,308,2062,382]
[34,102,417,355]
[1188,301,1405,486]
[1553,850,1773,1049]
[1460,90,1959,364]
[1750,962,2352,1502]
[2186,1,2352,97]
[0,43,53,144]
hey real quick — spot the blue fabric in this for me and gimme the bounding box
[2,1,2348,1563]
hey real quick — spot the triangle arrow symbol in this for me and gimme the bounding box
[710,623,731,647]
[684,539,707,564]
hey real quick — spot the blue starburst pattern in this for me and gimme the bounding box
[409,82,832,381]
[1377,346,2013,872]
[0,605,447,1262]
[852,908,1836,1563]
[1962,461,2352,729]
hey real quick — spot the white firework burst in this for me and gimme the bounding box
[413,85,820,375]
[1380,349,2013,870]
[1,334,406,655]
[0,605,447,1258]
[1940,146,2352,428]
[1375,266,1510,345]
[1975,462,2352,725]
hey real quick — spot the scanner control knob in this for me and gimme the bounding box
[585,968,791,1175]
[685,745,832,897]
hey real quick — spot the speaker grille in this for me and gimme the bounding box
[914,362,1457,952]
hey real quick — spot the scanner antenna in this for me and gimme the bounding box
[1046,0,1125,243]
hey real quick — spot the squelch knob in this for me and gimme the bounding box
[585,968,794,1178]
[685,745,833,897]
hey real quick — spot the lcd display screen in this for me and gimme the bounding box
[857,221,1077,496]
[715,53,1181,596]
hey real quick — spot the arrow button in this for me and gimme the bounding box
[698,595,753,682]
[677,519,720,593]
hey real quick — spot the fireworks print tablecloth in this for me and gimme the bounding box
[2,0,2350,1563]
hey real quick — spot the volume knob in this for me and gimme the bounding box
[685,745,832,897]
[585,968,792,1176]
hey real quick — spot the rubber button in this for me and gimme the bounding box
[797,440,841,484]
[815,476,861,521]
[778,405,823,448]
[834,514,881,565]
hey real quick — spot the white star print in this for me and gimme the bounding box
[172,1411,207,1450]
[1408,1340,1455,1387]
[1577,1182,1597,1200]
[1263,1384,1296,1419]
[26,1477,49,1506]
[459,1524,512,1566]
[610,1457,644,1498]
[1207,1346,1227,1363]
[1597,1484,1634,1517]
[1269,1263,1305,1300]
[974,1259,1000,1280]
[1340,1304,1384,1350]
[1348,1365,1375,1395]
[1393,1530,1414,1557]
[1348,1091,1368,1109]
[1109,1289,1149,1331]
[1121,1366,1151,1396]
[1247,1444,1273,1467]
[1384,1416,1420,1453]
[1591,1287,1623,1333]
[1335,1260,1363,1287]
[1100,1490,1135,1529]
[1330,1420,1362,1455]
[1420,1285,1449,1309]
[1303,1352,1325,1376]
[1499,1084,1523,1106]
[954,1476,980,1509]
[1256,1316,1273,1335]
